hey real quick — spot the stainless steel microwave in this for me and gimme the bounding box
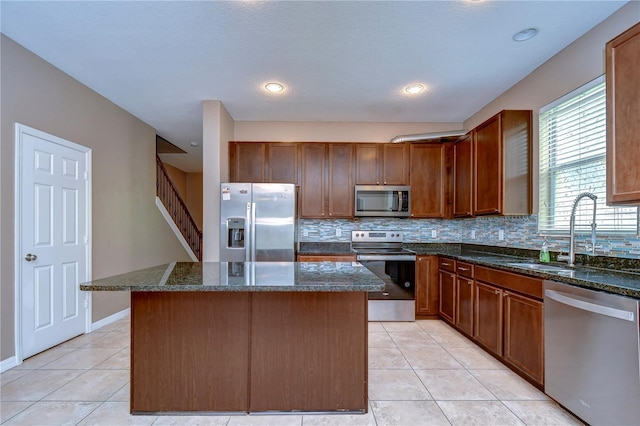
[354,185,410,217]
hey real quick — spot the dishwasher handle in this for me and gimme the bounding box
[545,289,636,322]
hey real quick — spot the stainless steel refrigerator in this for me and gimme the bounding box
[220,183,296,262]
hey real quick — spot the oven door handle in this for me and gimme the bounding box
[357,255,417,261]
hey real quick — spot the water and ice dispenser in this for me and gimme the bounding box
[226,218,245,248]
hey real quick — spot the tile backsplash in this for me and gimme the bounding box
[300,215,640,259]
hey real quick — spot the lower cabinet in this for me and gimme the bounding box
[455,275,474,336]
[415,255,439,317]
[439,258,545,389]
[438,259,456,324]
[473,282,503,356]
[503,291,544,385]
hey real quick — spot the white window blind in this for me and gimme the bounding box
[539,76,638,235]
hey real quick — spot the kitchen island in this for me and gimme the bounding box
[80,261,383,415]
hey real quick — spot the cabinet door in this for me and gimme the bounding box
[415,256,439,316]
[267,143,298,184]
[503,292,544,386]
[455,276,474,336]
[300,144,327,218]
[410,143,447,218]
[474,116,502,215]
[606,22,640,204]
[382,144,409,185]
[355,144,380,185]
[453,135,473,217]
[473,281,503,356]
[438,270,456,324]
[327,144,354,218]
[230,142,266,182]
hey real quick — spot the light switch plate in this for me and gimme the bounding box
[303,229,309,237]
[471,230,476,239]
[431,230,437,238]
[499,229,504,240]
[336,228,342,237]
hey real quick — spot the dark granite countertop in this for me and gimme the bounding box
[298,242,354,256]
[299,242,640,299]
[410,243,640,299]
[80,261,385,292]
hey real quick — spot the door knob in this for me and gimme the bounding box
[25,253,37,262]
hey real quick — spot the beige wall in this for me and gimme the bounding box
[202,101,234,261]
[1,35,190,363]
[233,121,464,142]
[463,2,640,213]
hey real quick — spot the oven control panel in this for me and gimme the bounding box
[351,230,403,243]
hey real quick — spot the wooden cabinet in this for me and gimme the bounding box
[230,142,298,184]
[267,143,299,184]
[473,281,503,356]
[438,258,456,324]
[473,265,544,387]
[454,262,474,336]
[410,143,448,218]
[300,143,353,219]
[355,143,409,185]
[503,291,544,385]
[300,143,326,218]
[606,22,640,205]
[415,255,439,317]
[297,254,356,262]
[453,134,473,217]
[230,142,266,182]
[472,110,532,216]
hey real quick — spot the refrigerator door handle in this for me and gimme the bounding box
[246,202,252,262]
[251,202,257,262]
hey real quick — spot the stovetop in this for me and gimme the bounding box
[351,230,415,256]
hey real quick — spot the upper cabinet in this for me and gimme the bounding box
[473,110,532,216]
[355,143,409,185]
[453,134,473,218]
[410,143,449,218]
[229,142,266,182]
[229,142,298,184]
[300,143,354,219]
[606,22,640,205]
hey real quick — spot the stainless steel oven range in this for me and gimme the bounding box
[351,230,416,321]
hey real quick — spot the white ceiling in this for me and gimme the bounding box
[1,1,629,172]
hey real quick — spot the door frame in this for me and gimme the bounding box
[13,123,92,364]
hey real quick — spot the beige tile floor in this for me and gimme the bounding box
[0,317,582,425]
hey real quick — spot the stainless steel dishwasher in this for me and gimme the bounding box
[544,280,640,426]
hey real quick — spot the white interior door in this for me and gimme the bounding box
[17,124,91,359]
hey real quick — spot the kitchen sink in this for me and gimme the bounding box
[506,262,568,272]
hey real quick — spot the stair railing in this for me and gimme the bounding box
[156,155,202,260]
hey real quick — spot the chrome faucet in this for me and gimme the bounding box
[557,192,597,267]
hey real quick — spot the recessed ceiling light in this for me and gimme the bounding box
[265,82,284,93]
[190,141,199,147]
[512,27,539,42]
[405,84,425,94]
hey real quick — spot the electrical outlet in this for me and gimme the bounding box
[498,229,504,240]
[431,230,437,238]
[336,228,342,237]
[303,229,308,237]
[471,230,476,240]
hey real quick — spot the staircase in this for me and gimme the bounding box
[156,155,202,260]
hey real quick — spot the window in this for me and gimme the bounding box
[539,76,638,235]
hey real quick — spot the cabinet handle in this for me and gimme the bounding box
[329,213,332,216]
[376,181,380,185]
[383,181,387,185]
[458,267,470,271]
[441,262,451,266]
[494,290,500,294]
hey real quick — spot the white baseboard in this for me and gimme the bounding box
[0,356,20,373]
[91,308,131,332]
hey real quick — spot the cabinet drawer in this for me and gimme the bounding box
[456,262,474,278]
[439,258,456,272]
[475,266,543,300]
